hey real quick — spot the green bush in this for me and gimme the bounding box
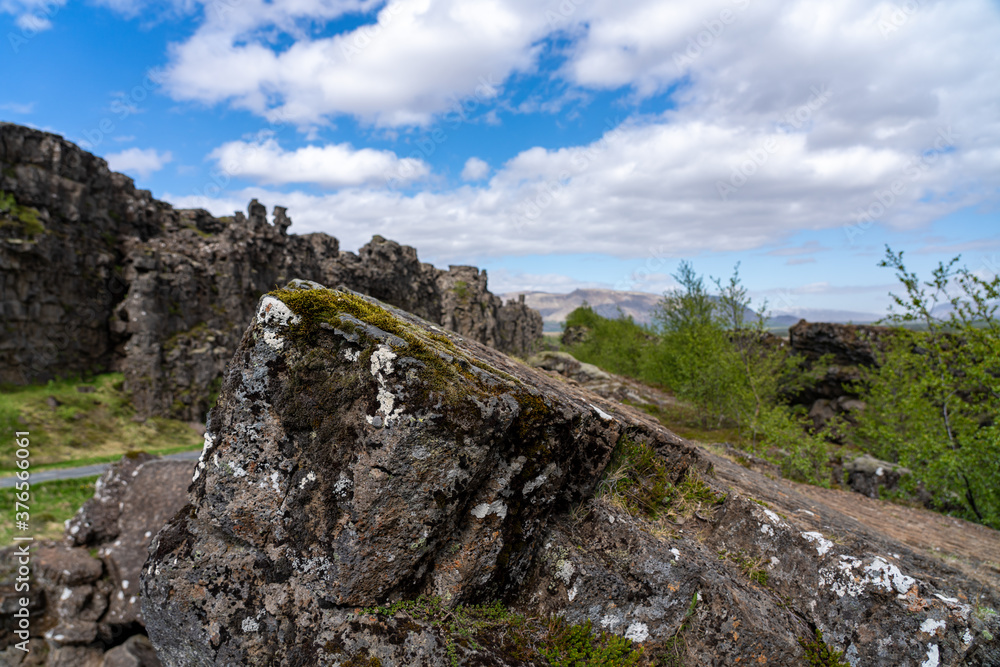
[853,248,1000,527]
[564,262,837,486]
[563,305,654,381]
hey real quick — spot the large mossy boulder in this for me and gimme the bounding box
[141,283,1000,666]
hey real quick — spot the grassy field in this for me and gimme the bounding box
[1,475,100,544]
[0,373,203,474]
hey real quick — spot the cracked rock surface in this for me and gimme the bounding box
[141,283,1000,666]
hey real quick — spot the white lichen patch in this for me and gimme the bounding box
[568,584,578,602]
[228,461,249,478]
[670,548,681,562]
[199,432,216,462]
[864,556,916,594]
[761,523,774,536]
[342,348,360,362]
[819,555,866,597]
[819,554,918,599]
[376,387,396,416]
[263,330,285,350]
[600,613,624,631]
[257,296,300,328]
[555,559,575,585]
[60,588,72,601]
[590,404,613,421]
[241,617,260,633]
[333,474,353,498]
[921,643,939,667]
[920,618,946,635]
[763,509,785,526]
[193,432,217,482]
[471,501,508,520]
[299,471,316,489]
[963,629,973,644]
[624,622,650,643]
[523,473,549,495]
[802,531,834,556]
[370,345,397,376]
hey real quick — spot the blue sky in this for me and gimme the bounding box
[2,0,999,316]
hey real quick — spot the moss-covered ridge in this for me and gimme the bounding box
[270,285,519,396]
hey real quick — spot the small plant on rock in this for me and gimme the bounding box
[798,629,850,667]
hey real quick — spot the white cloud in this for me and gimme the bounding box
[160,0,550,127]
[208,136,429,188]
[461,157,490,181]
[159,0,998,269]
[1,0,66,31]
[488,269,608,295]
[0,102,35,114]
[164,102,986,263]
[106,147,173,178]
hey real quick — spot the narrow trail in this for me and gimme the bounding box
[0,450,200,488]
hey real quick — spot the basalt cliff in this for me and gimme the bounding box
[0,122,541,421]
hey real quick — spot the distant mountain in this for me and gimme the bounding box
[766,309,882,327]
[501,289,663,329]
[503,289,885,331]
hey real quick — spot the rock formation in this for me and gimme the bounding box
[141,283,1000,665]
[0,122,542,421]
[0,453,194,666]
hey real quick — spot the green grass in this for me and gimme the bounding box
[597,435,723,526]
[0,190,46,238]
[0,475,99,544]
[358,596,644,667]
[798,629,850,667]
[0,373,203,474]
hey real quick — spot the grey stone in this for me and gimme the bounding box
[141,285,999,666]
[1,122,542,419]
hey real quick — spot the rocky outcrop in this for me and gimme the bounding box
[141,283,1000,666]
[843,453,912,500]
[786,320,895,405]
[0,453,193,666]
[0,123,542,420]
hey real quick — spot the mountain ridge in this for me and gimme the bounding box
[504,288,883,330]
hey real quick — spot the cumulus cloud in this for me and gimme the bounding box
[106,147,173,178]
[160,0,547,127]
[208,136,429,188]
[158,0,998,265]
[461,157,490,181]
[1,0,66,31]
[165,105,984,264]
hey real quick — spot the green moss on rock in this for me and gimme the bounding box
[0,189,46,238]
